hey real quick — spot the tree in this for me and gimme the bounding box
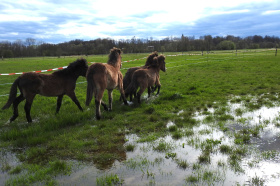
[217,40,236,50]
[2,50,14,58]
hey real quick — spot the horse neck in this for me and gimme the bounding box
[72,73,81,80]
[53,69,80,80]
[67,70,81,80]
[108,60,121,70]
[149,66,160,75]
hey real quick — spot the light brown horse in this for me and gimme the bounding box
[2,58,88,123]
[123,51,159,101]
[86,47,128,120]
[125,55,166,103]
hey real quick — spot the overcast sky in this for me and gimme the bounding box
[1,0,280,44]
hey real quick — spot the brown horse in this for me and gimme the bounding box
[86,47,128,120]
[123,51,159,101]
[2,58,88,123]
[125,55,166,103]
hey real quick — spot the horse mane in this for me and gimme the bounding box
[145,51,158,66]
[157,55,165,62]
[147,54,165,69]
[107,47,122,66]
[53,58,88,76]
[149,57,159,67]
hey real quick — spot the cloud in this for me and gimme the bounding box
[262,10,280,15]
[0,0,280,43]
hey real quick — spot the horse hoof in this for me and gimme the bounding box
[4,120,11,125]
[127,101,133,105]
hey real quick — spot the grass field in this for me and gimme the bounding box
[1,49,280,185]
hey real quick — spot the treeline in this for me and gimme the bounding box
[0,35,279,58]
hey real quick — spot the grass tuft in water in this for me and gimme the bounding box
[9,166,22,174]
[125,144,135,152]
[153,141,173,152]
[176,159,189,169]
[198,152,210,164]
[96,173,123,186]
[250,174,265,186]
[262,150,279,160]
[172,131,183,139]
[219,145,232,154]
[185,175,199,183]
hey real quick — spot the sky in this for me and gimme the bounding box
[0,0,280,44]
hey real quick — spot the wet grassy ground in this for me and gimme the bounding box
[0,49,280,185]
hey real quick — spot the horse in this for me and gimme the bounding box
[2,58,88,123]
[125,55,166,103]
[86,47,128,120]
[122,51,159,101]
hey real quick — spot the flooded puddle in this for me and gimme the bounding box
[195,101,280,152]
[0,150,21,185]
[1,97,280,185]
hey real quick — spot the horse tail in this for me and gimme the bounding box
[86,73,94,106]
[2,78,20,110]
[125,76,138,96]
[122,74,130,91]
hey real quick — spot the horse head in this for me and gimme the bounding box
[108,47,122,68]
[69,58,88,77]
[158,55,166,72]
[145,51,158,66]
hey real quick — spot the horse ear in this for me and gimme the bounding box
[154,51,158,56]
[153,57,158,66]
[117,48,122,55]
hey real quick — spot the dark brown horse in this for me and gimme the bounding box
[86,47,128,120]
[125,55,166,103]
[123,51,159,101]
[2,58,88,123]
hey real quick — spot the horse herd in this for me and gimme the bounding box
[2,47,166,123]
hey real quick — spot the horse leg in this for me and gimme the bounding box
[121,91,128,105]
[137,87,146,104]
[95,99,101,120]
[108,90,113,111]
[151,85,157,93]
[148,87,151,98]
[117,73,128,105]
[10,94,25,122]
[95,89,105,120]
[67,92,83,111]
[24,94,35,123]
[101,100,108,111]
[133,91,137,100]
[56,95,64,114]
[155,77,161,96]
[156,85,161,96]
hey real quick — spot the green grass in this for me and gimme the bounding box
[1,49,280,184]
[96,173,123,186]
[176,159,189,169]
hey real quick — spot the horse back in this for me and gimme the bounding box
[87,63,119,90]
[123,66,148,89]
[19,72,69,96]
[134,68,157,86]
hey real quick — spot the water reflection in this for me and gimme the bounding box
[60,102,280,185]
[0,150,20,185]
[92,133,127,170]
[2,98,280,185]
